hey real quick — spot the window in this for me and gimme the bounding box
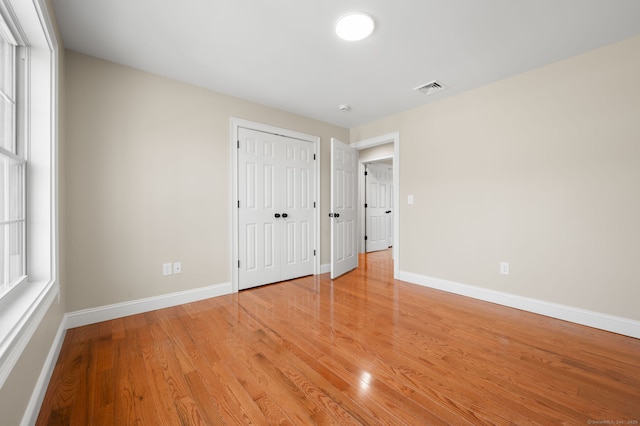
[0,12,25,297]
[0,0,57,392]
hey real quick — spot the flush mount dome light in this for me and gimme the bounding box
[336,12,375,41]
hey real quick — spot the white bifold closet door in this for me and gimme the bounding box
[238,128,316,290]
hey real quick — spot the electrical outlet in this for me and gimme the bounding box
[500,262,510,275]
[162,263,173,276]
[173,262,182,274]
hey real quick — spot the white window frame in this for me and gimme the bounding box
[0,0,58,389]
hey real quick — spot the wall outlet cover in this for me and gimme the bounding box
[162,263,173,276]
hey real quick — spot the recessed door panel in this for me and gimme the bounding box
[300,169,309,209]
[300,221,310,262]
[246,163,257,209]
[286,167,295,210]
[336,221,345,262]
[264,222,276,269]
[263,164,274,210]
[246,223,257,272]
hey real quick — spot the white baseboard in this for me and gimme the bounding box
[22,316,67,426]
[320,263,330,274]
[397,271,640,339]
[65,282,232,329]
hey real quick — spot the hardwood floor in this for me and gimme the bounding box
[37,250,640,425]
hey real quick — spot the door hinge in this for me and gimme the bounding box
[313,249,316,256]
[365,236,368,240]
[313,201,316,208]
[238,260,240,268]
[365,203,368,208]
[313,153,316,160]
[237,200,240,208]
[364,171,368,176]
[237,140,240,149]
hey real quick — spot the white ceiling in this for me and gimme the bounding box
[52,0,640,128]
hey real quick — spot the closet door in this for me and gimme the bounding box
[279,137,315,281]
[238,128,315,290]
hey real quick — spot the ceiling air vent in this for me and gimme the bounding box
[413,80,446,95]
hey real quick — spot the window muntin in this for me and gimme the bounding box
[0,18,25,296]
[1,38,14,152]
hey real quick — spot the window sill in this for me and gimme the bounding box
[0,275,29,304]
[0,279,58,388]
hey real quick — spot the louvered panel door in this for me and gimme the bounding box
[238,128,315,290]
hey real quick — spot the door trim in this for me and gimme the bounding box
[230,118,321,293]
[352,132,400,279]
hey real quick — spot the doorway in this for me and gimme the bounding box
[351,132,400,279]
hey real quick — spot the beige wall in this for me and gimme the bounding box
[65,51,348,311]
[352,35,640,321]
[358,142,394,163]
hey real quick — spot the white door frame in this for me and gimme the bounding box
[352,132,400,279]
[231,118,321,293]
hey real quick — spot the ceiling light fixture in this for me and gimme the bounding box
[336,12,375,41]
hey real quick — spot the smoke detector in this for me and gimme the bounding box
[338,104,352,112]
[413,80,446,96]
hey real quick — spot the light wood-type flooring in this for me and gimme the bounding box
[37,250,640,424]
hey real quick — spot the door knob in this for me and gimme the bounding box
[386,210,391,214]
[275,213,281,218]
[282,213,288,218]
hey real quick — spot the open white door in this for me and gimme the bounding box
[330,138,358,279]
